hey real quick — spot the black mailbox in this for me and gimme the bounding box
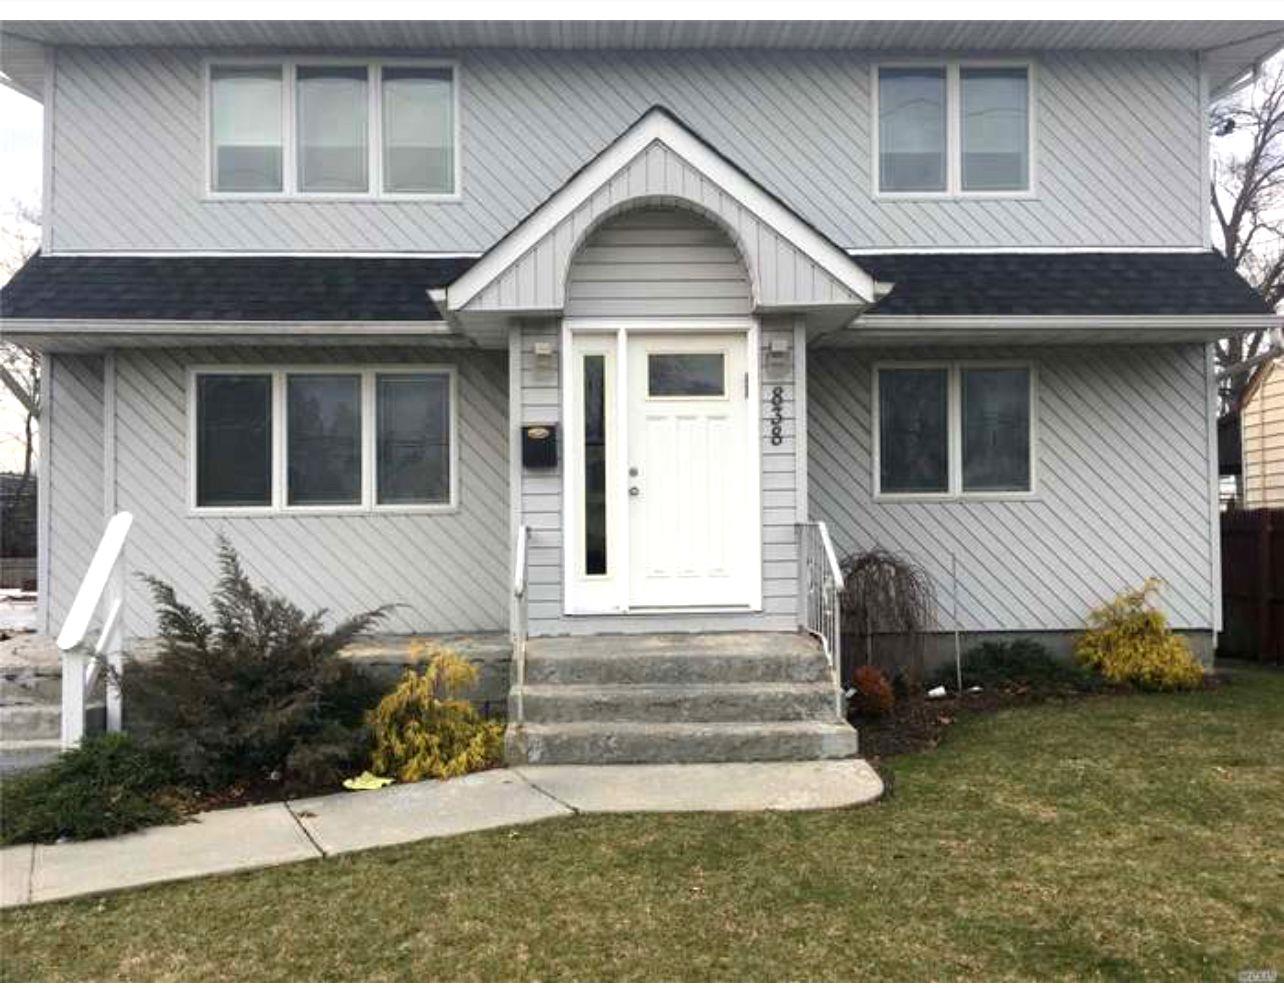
[522,424,558,469]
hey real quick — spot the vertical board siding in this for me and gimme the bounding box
[95,346,510,637]
[1241,361,1284,508]
[49,47,1203,253]
[46,354,104,632]
[808,343,1215,630]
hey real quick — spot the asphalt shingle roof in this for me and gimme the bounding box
[0,250,1271,322]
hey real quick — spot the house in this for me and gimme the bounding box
[1236,350,1284,508]
[2,20,1282,764]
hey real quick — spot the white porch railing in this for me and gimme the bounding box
[798,520,845,719]
[56,511,133,748]
[511,523,530,723]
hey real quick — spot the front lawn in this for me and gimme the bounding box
[2,668,1281,981]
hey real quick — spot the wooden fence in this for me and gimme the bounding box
[1221,509,1284,663]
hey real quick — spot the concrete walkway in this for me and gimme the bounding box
[0,760,882,908]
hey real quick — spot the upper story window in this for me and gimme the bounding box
[876,62,1032,196]
[207,59,458,199]
[874,363,1036,499]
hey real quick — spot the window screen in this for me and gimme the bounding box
[376,373,451,505]
[961,367,1031,491]
[210,66,283,192]
[961,67,1030,192]
[878,368,949,494]
[879,67,947,192]
[382,67,454,194]
[297,66,369,193]
[287,374,362,505]
[195,374,273,506]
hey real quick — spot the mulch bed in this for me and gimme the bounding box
[852,673,1229,760]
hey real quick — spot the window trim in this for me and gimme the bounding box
[871,59,1037,200]
[871,360,1038,501]
[187,364,458,516]
[203,56,461,202]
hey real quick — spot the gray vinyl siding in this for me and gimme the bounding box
[472,155,858,315]
[45,354,104,633]
[53,346,510,638]
[47,46,1203,253]
[566,208,751,319]
[808,343,1216,631]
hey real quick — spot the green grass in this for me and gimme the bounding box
[3,668,1283,981]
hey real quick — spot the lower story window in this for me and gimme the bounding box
[192,366,455,511]
[875,363,1034,497]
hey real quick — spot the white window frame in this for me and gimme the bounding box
[871,59,1037,200]
[187,364,458,516]
[203,56,461,201]
[871,360,1038,501]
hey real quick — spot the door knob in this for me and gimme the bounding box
[629,486,641,496]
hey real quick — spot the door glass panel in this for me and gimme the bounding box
[647,353,724,397]
[879,368,949,493]
[196,374,272,506]
[287,374,362,505]
[583,355,607,575]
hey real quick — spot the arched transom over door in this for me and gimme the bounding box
[562,207,761,614]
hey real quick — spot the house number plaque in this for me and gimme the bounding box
[768,386,785,446]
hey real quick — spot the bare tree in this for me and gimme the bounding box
[0,198,42,497]
[1211,57,1284,410]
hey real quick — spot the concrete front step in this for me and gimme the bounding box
[516,682,838,724]
[524,632,832,686]
[0,702,103,742]
[506,720,859,765]
[0,739,62,776]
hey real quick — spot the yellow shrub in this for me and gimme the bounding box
[367,644,504,782]
[1074,578,1205,691]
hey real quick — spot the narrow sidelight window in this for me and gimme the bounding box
[878,368,950,493]
[878,67,947,193]
[195,374,273,506]
[297,66,369,193]
[960,67,1030,192]
[962,367,1031,491]
[210,66,283,192]
[583,355,607,575]
[287,374,362,505]
[376,373,451,505]
[382,67,455,194]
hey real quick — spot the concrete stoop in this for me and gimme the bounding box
[0,635,79,776]
[506,632,857,765]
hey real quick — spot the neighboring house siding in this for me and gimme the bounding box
[1240,361,1284,508]
[47,47,1203,253]
[519,315,800,637]
[45,354,104,633]
[808,343,1215,630]
[47,346,510,637]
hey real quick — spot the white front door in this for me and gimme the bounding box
[625,332,756,608]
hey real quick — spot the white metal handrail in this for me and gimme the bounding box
[511,524,531,723]
[798,520,844,718]
[58,511,133,747]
